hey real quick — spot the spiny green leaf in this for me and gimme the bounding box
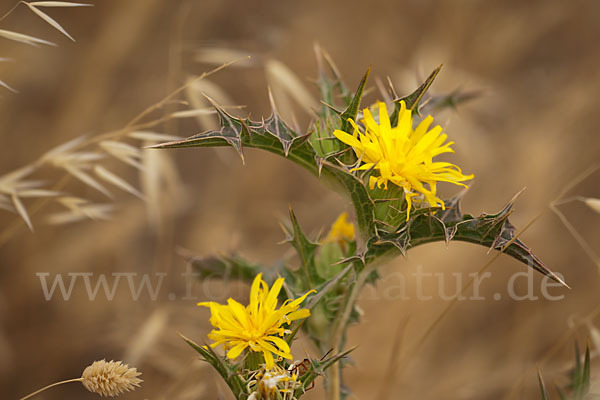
[339,66,371,135]
[314,44,351,119]
[179,333,246,397]
[294,346,356,396]
[251,89,313,156]
[189,254,266,284]
[311,46,356,159]
[154,97,315,170]
[282,207,320,286]
[152,101,377,244]
[191,98,249,158]
[366,192,566,285]
[389,64,442,125]
[315,65,370,165]
[423,88,483,113]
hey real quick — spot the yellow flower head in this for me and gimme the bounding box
[333,101,474,219]
[323,212,355,247]
[198,273,314,370]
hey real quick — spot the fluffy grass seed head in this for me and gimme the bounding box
[323,212,355,248]
[333,101,474,219]
[81,359,142,397]
[198,273,314,370]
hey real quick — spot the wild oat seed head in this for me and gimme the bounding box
[81,359,142,397]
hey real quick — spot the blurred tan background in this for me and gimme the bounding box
[1,0,599,399]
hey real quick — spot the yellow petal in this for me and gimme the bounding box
[265,277,284,310]
[227,298,252,330]
[258,338,292,359]
[378,102,391,133]
[226,342,248,359]
[263,349,274,370]
[362,107,380,134]
[286,309,311,321]
[249,273,263,316]
[265,335,291,354]
[286,289,316,308]
[332,129,363,149]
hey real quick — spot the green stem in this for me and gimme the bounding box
[327,267,370,400]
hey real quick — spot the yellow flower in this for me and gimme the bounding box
[198,273,314,370]
[333,101,474,219]
[323,212,355,248]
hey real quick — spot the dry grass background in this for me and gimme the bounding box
[1,0,600,399]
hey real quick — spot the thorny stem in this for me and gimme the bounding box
[18,378,83,400]
[327,266,370,400]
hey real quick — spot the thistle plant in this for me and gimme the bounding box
[154,48,567,399]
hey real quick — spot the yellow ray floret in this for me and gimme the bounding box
[332,101,474,219]
[198,273,314,370]
[323,212,355,246]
